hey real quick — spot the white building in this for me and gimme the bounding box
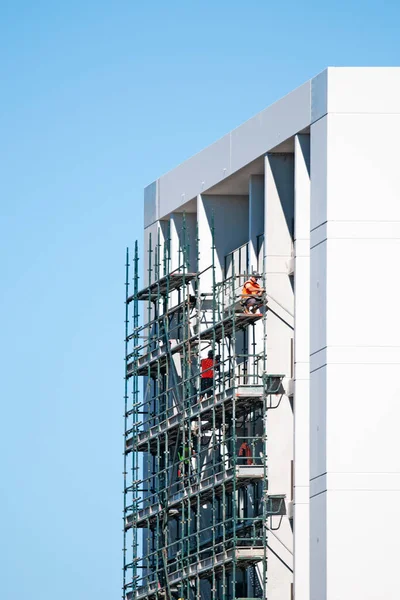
[125,67,400,600]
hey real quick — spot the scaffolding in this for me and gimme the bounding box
[123,217,285,600]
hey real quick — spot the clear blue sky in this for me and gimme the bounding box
[0,1,398,598]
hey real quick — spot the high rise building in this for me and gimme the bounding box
[123,67,400,600]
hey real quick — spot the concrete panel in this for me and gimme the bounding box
[147,68,400,227]
[310,474,326,498]
[294,379,310,489]
[155,82,311,221]
[144,180,158,227]
[169,212,197,274]
[143,221,162,286]
[293,503,310,600]
[294,259,309,363]
[327,113,400,221]
[326,237,400,347]
[249,174,264,273]
[294,134,310,240]
[267,523,294,600]
[325,471,400,491]
[159,135,231,218]
[268,396,294,496]
[310,116,327,232]
[310,222,326,249]
[265,152,294,598]
[310,365,326,481]
[311,67,400,131]
[201,194,249,277]
[310,240,326,355]
[327,66,400,115]
[310,104,400,600]
[231,81,310,173]
[197,194,213,291]
[326,362,400,474]
[265,154,295,257]
[170,214,181,273]
[293,133,310,600]
[326,490,400,600]
[310,491,326,600]
[311,68,327,124]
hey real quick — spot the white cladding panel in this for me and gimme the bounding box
[310,116,327,232]
[327,66,400,114]
[309,491,326,600]
[310,92,400,600]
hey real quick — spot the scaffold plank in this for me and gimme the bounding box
[127,273,197,303]
[125,465,266,530]
[125,385,266,454]
[126,313,263,379]
[127,547,264,600]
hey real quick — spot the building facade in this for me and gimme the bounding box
[124,67,400,600]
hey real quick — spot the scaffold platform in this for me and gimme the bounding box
[125,465,266,530]
[127,272,197,303]
[125,382,283,454]
[126,546,265,600]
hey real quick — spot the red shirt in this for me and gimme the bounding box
[200,358,214,379]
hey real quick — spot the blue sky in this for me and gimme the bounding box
[0,1,399,598]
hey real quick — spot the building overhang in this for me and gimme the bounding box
[144,67,400,227]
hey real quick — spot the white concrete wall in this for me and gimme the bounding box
[293,134,310,600]
[310,72,400,600]
[265,153,294,599]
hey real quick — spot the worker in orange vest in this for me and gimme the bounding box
[241,272,265,314]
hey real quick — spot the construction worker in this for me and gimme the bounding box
[178,439,197,484]
[241,272,265,314]
[177,444,191,480]
[199,350,220,400]
[238,441,254,465]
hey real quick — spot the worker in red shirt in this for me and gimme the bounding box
[238,441,254,465]
[241,272,265,314]
[200,350,219,400]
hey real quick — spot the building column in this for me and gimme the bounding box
[264,153,294,599]
[293,134,310,600]
[170,212,197,274]
[249,174,265,274]
[196,194,215,297]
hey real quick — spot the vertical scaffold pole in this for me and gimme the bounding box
[123,247,129,599]
[131,242,139,595]
[262,236,268,599]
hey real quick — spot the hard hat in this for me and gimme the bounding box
[251,271,261,279]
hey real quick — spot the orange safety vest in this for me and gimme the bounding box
[242,280,261,296]
[238,442,253,466]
